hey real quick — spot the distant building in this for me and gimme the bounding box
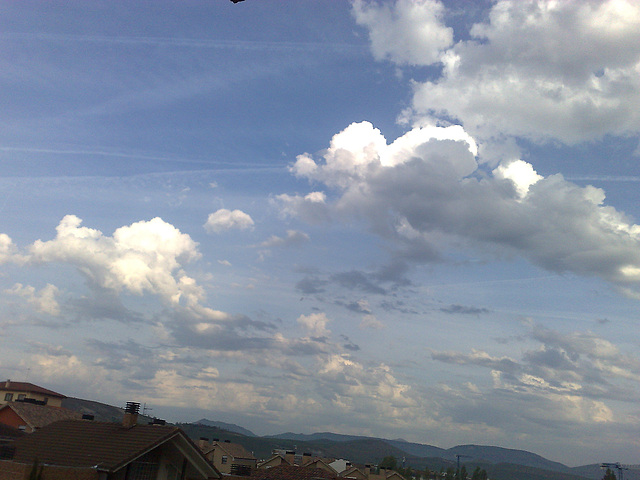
[0,380,65,408]
[199,438,257,475]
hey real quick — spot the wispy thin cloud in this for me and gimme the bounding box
[1,32,367,54]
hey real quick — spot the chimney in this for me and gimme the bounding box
[198,437,210,450]
[365,464,371,476]
[285,450,295,465]
[82,414,94,421]
[123,402,140,428]
[5,379,10,388]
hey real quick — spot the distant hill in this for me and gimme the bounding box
[195,418,256,437]
[447,445,571,473]
[58,396,634,480]
[62,397,157,425]
[267,432,368,443]
[570,464,640,480]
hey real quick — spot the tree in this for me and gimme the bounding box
[380,456,398,470]
[602,468,617,480]
[471,467,487,480]
[459,465,468,480]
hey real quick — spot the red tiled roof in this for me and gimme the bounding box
[252,464,338,480]
[12,419,182,471]
[0,403,81,430]
[0,381,65,399]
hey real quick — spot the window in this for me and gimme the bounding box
[17,394,25,400]
[4,393,13,401]
[126,460,159,480]
[221,455,228,464]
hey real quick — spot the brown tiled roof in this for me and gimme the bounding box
[214,441,256,460]
[0,423,24,439]
[0,381,65,398]
[1,402,81,430]
[12,419,182,471]
[252,464,338,480]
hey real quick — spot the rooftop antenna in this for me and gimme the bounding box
[142,403,153,416]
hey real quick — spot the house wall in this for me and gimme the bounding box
[0,408,30,433]
[205,447,254,475]
[0,390,62,408]
[209,447,231,474]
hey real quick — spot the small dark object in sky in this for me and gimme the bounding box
[230,0,245,3]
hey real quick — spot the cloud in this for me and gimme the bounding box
[356,0,640,145]
[352,0,453,66]
[332,271,387,295]
[260,230,310,248]
[284,121,640,296]
[273,192,329,224]
[297,312,331,337]
[204,208,254,233]
[359,314,384,330]
[432,324,640,404]
[5,283,61,315]
[296,276,327,294]
[440,304,490,315]
[27,215,202,306]
[0,234,17,264]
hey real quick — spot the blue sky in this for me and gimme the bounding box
[2,0,640,466]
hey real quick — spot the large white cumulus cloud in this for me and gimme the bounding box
[355,0,640,144]
[285,122,640,294]
[28,215,202,305]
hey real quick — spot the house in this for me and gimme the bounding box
[199,438,257,475]
[259,450,335,469]
[0,380,65,407]
[0,401,81,432]
[339,466,367,480]
[257,453,290,469]
[364,467,405,480]
[0,405,220,480]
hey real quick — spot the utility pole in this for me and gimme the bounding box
[456,455,471,478]
[601,462,628,480]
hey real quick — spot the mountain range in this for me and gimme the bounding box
[61,397,639,480]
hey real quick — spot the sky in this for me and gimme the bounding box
[1,0,640,467]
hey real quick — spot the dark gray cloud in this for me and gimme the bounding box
[68,290,146,323]
[440,304,490,315]
[295,276,327,294]
[341,334,360,352]
[331,270,386,295]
